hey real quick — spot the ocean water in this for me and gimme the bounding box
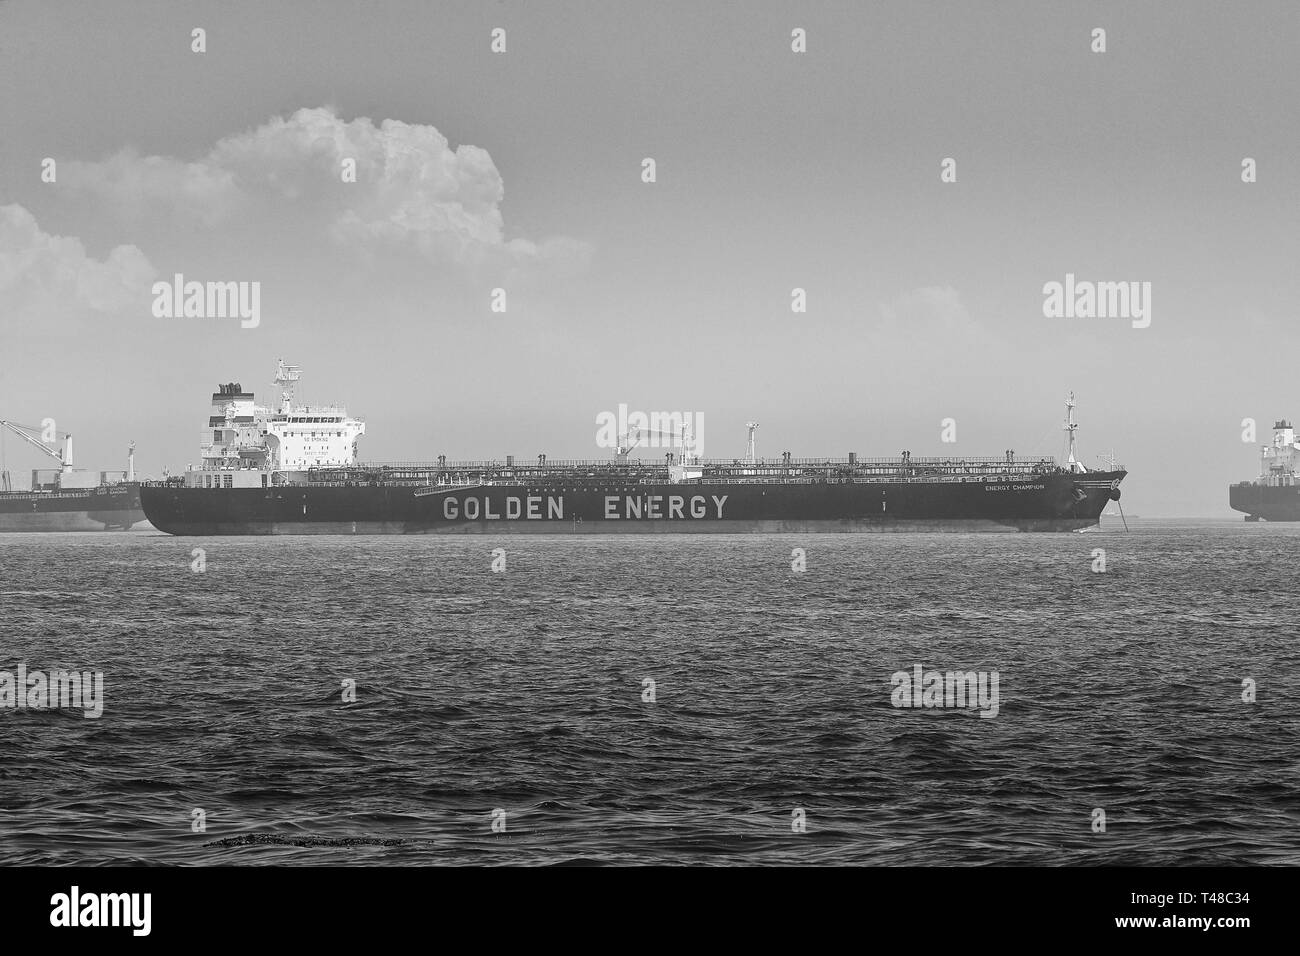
[1,518,1297,866]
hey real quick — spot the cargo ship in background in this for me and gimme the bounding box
[140,361,1126,535]
[1230,418,1300,520]
[0,422,145,531]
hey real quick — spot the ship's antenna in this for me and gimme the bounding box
[1063,392,1084,474]
[745,422,759,464]
[274,359,302,415]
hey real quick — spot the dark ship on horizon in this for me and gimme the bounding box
[140,362,1127,535]
[0,422,145,532]
[1230,418,1300,521]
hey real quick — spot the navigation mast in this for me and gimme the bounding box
[273,360,301,415]
[1063,393,1085,474]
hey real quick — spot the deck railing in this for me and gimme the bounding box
[304,456,1081,487]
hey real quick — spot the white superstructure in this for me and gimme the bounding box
[1257,419,1300,486]
[184,360,365,488]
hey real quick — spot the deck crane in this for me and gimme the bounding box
[0,420,73,473]
[616,423,698,462]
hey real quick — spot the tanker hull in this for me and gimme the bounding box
[0,485,146,532]
[141,472,1124,535]
[1229,482,1300,521]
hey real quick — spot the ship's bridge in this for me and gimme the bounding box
[1257,419,1300,486]
[187,363,366,486]
[265,405,365,471]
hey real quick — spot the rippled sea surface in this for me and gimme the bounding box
[1,519,1297,866]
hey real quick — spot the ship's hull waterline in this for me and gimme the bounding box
[141,473,1125,535]
[1228,482,1300,521]
[0,487,146,532]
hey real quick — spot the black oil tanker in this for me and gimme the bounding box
[1229,418,1300,521]
[139,365,1126,535]
[141,466,1124,535]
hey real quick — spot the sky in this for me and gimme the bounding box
[2,0,1298,513]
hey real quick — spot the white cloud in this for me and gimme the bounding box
[64,107,591,273]
[0,204,155,322]
[65,151,239,228]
